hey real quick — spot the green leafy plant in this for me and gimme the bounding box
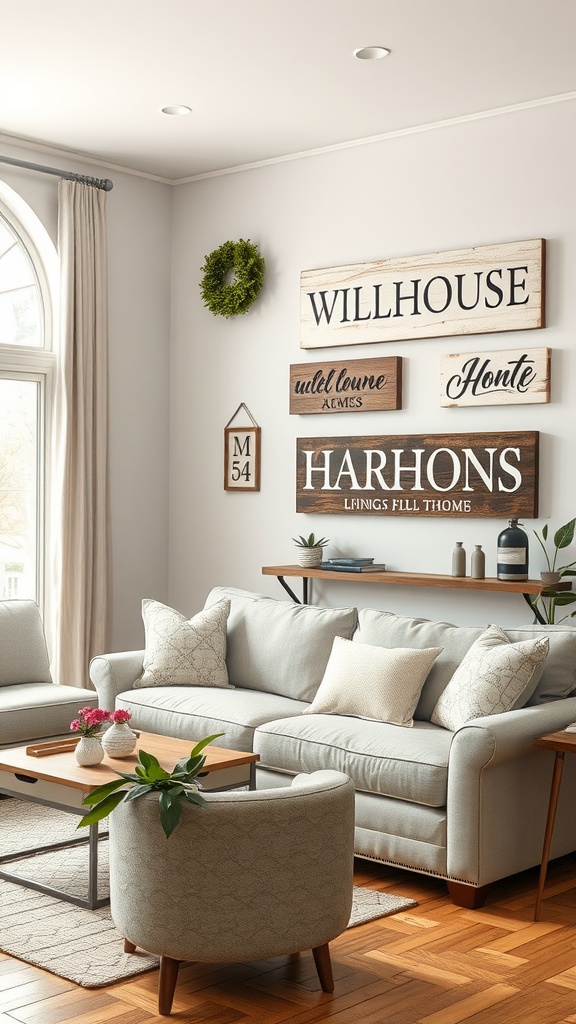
[78,733,223,839]
[529,518,576,624]
[292,532,329,548]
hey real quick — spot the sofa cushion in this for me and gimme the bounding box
[303,636,442,727]
[430,626,549,731]
[354,608,485,720]
[0,600,52,687]
[505,625,576,704]
[133,598,232,689]
[354,608,576,717]
[0,682,98,745]
[254,715,452,807]
[204,587,357,702]
[117,686,309,753]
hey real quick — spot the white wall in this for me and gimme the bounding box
[0,140,172,651]
[169,98,576,627]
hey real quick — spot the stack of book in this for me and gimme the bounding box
[319,558,386,573]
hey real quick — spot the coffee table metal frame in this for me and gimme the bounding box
[0,734,258,911]
[0,780,106,910]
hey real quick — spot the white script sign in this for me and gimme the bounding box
[301,239,545,349]
[440,347,551,407]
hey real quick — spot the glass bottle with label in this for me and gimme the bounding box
[497,519,528,581]
[452,541,466,577]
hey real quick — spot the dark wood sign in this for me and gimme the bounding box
[301,239,545,349]
[290,356,402,415]
[440,347,551,407]
[296,431,539,517]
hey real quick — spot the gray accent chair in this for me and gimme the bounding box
[109,770,355,1016]
[0,599,98,746]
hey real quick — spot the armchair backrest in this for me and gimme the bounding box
[110,769,355,964]
[0,600,52,687]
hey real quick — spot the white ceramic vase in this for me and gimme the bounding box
[101,722,137,758]
[75,735,105,766]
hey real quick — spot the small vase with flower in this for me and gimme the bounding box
[70,707,111,766]
[101,709,138,758]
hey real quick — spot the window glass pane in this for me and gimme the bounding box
[0,214,43,347]
[0,377,39,600]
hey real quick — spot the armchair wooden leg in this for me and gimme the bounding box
[312,942,334,992]
[124,938,137,953]
[158,956,180,1016]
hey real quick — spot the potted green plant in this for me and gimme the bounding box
[529,518,576,624]
[77,733,223,838]
[292,531,329,568]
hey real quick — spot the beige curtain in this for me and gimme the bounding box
[52,180,110,687]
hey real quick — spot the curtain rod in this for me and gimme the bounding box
[0,154,113,191]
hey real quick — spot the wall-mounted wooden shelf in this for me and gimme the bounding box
[261,565,571,623]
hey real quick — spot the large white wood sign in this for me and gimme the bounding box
[301,239,545,350]
[440,347,551,407]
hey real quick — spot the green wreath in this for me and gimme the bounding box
[200,239,265,318]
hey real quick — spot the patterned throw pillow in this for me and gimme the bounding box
[302,635,442,727]
[133,598,233,689]
[430,625,549,731]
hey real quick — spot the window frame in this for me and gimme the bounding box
[0,181,58,616]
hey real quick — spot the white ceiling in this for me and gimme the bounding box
[0,0,575,182]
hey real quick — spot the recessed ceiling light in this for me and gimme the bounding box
[161,105,192,116]
[353,46,390,60]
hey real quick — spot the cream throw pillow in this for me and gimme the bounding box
[134,598,232,689]
[303,636,442,727]
[431,625,549,731]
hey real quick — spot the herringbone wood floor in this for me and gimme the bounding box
[2,855,576,1024]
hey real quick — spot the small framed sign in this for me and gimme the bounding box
[224,404,261,491]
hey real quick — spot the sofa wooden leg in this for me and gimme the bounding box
[158,956,180,1016]
[123,938,137,953]
[447,881,491,909]
[312,942,334,992]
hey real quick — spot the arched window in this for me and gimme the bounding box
[0,181,57,610]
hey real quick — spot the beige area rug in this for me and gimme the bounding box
[0,799,416,987]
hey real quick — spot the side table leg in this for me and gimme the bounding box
[534,751,565,921]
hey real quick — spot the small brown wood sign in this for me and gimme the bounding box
[290,356,402,415]
[301,238,545,349]
[224,403,261,491]
[296,431,538,517]
[440,347,551,407]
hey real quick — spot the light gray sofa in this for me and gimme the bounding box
[89,586,576,908]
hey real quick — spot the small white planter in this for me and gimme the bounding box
[540,571,561,586]
[296,547,324,568]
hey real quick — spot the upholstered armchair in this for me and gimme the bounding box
[0,599,98,746]
[109,769,355,1016]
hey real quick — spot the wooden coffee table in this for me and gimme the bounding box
[0,732,259,910]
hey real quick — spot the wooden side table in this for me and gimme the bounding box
[533,729,576,920]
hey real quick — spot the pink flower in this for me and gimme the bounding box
[111,709,132,723]
[70,706,112,737]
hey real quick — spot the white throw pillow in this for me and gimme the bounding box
[430,625,549,731]
[134,598,232,689]
[303,636,442,727]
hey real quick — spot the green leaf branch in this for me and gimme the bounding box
[78,733,223,839]
[529,518,576,624]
